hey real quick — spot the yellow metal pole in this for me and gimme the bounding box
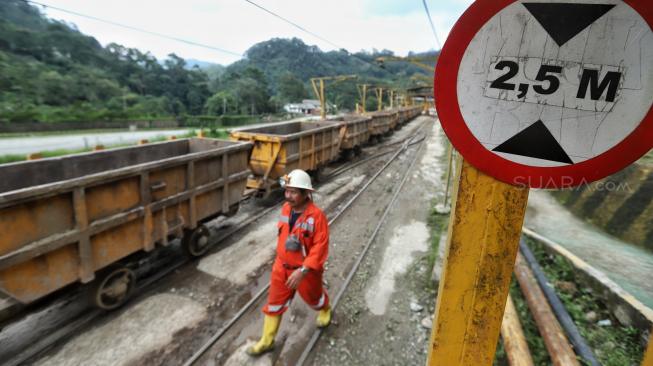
[377,88,384,111]
[310,78,320,116]
[426,159,529,366]
[643,332,653,366]
[320,79,326,119]
[390,90,395,109]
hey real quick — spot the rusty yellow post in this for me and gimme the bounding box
[390,90,395,109]
[376,87,384,111]
[196,130,206,138]
[138,139,149,145]
[643,332,653,366]
[426,159,529,366]
[320,79,326,119]
[93,145,105,151]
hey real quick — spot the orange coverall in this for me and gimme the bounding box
[263,200,330,315]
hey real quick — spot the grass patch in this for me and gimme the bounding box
[525,236,645,366]
[426,202,448,275]
[495,237,645,365]
[0,154,27,165]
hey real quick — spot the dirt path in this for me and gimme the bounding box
[306,120,448,366]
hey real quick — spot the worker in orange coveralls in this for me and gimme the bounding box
[247,169,331,356]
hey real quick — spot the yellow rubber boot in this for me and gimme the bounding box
[247,314,281,356]
[316,306,332,328]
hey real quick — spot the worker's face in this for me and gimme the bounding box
[285,187,307,208]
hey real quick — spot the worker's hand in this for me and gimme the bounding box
[286,269,306,290]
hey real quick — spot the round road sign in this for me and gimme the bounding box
[435,0,653,188]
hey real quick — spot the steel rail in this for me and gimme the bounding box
[182,121,429,365]
[295,121,428,366]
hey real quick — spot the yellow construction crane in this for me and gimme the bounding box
[357,84,398,113]
[375,87,385,111]
[356,84,371,113]
[375,55,438,73]
[310,75,357,119]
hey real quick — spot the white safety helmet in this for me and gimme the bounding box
[281,169,314,191]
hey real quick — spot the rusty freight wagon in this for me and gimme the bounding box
[387,110,401,130]
[331,114,372,159]
[400,106,422,125]
[408,105,422,120]
[230,119,342,197]
[395,107,409,127]
[0,138,252,309]
[367,110,395,142]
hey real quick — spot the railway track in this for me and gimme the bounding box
[182,120,430,365]
[1,117,429,366]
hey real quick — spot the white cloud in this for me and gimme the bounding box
[38,0,471,65]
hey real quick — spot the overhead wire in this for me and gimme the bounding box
[23,0,422,85]
[421,0,442,50]
[242,0,341,49]
[241,0,390,74]
[21,0,244,57]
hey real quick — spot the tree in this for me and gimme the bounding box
[278,72,308,103]
[205,91,236,115]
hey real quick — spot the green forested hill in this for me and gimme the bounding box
[0,0,435,123]
[0,0,210,123]
[215,37,435,112]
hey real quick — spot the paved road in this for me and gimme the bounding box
[0,129,190,155]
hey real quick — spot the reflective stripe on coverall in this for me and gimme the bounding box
[263,201,330,315]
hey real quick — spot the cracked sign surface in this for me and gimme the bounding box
[436,0,653,188]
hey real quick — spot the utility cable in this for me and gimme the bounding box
[241,0,390,75]
[422,0,442,50]
[22,0,244,57]
[243,0,341,49]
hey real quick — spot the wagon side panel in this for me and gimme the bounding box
[0,138,252,304]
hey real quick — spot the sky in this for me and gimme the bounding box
[35,0,474,65]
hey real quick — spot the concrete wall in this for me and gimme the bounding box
[551,162,653,253]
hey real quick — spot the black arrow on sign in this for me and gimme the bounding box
[523,3,615,47]
[492,120,573,164]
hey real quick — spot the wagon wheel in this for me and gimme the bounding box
[226,203,240,217]
[182,224,212,257]
[342,149,355,161]
[353,146,363,156]
[311,168,328,184]
[91,267,136,310]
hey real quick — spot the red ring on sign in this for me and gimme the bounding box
[435,0,653,188]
